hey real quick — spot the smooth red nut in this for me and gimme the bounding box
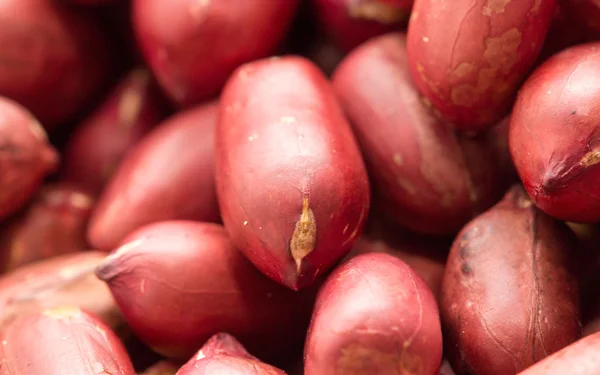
[510,42,600,222]
[96,221,316,360]
[177,333,286,375]
[333,33,513,235]
[313,0,412,52]
[62,68,166,194]
[407,0,557,132]
[0,0,114,128]
[0,252,124,333]
[305,252,443,375]
[0,97,58,220]
[88,102,220,251]
[0,308,135,375]
[0,184,94,272]
[217,56,370,290]
[132,0,300,107]
[442,186,580,374]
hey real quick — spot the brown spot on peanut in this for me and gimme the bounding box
[451,85,479,107]
[482,0,511,16]
[484,28,522,74]
[392,153,404,167]
[118,70,149,129]
[290,196,317,275]
[337,343,424,375]
[452,62,476,78]
[450,29,521,107]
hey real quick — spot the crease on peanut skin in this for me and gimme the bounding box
[290,196,316,275]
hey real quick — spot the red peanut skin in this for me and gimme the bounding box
[132,0,299,107]
[407,0,556,132]
[333,33,511,234]
[516,332,600,375]
[177,333,286,375]
[559,0,600,39]
[441,186,580,375]
[0,0,114,128]
[217,56,370,290]
[62,69,166,194]
[0,252,124,332]
[314,0,412,52]
[0,308,135,375]
[96,221,317,360]
[0,184,94,272]
[0,97,58,220]
[510,42,600,222]
[349,213,450,303]
[305,252,443,375]
[88,102,220,251]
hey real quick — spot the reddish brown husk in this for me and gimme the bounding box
[510,42,600,222]
[88,102,220,251]
[313,0,412,52]
[140,361,180,375]
[217,56,370,290]
[0,184,94,273]
[132,0,300,107]
[559,0,600,40]
[333,33,512,235]
[406,0,557,132]
[441,186,580,374]
[0,97,59,220]
[0,252,124,332]
[61,68,167,194]
[177,333,286,375]
[305,252,443,375]
[0,308,135,375]
[349,213,450,302]
[96,221,317,360]
[0,0,115,128]
[516,333,600,375]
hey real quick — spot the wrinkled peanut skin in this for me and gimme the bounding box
[441,186,580,375]
[407,0,556,132]
[510,43,600,222]
[177,333,286,375]
[333,33,512,235]
[88,102,220,251]
[0,309,135,375]
[132,0,299,107]
[217,56,370,290]
[0,97,58,220]
[305,253,443,375]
